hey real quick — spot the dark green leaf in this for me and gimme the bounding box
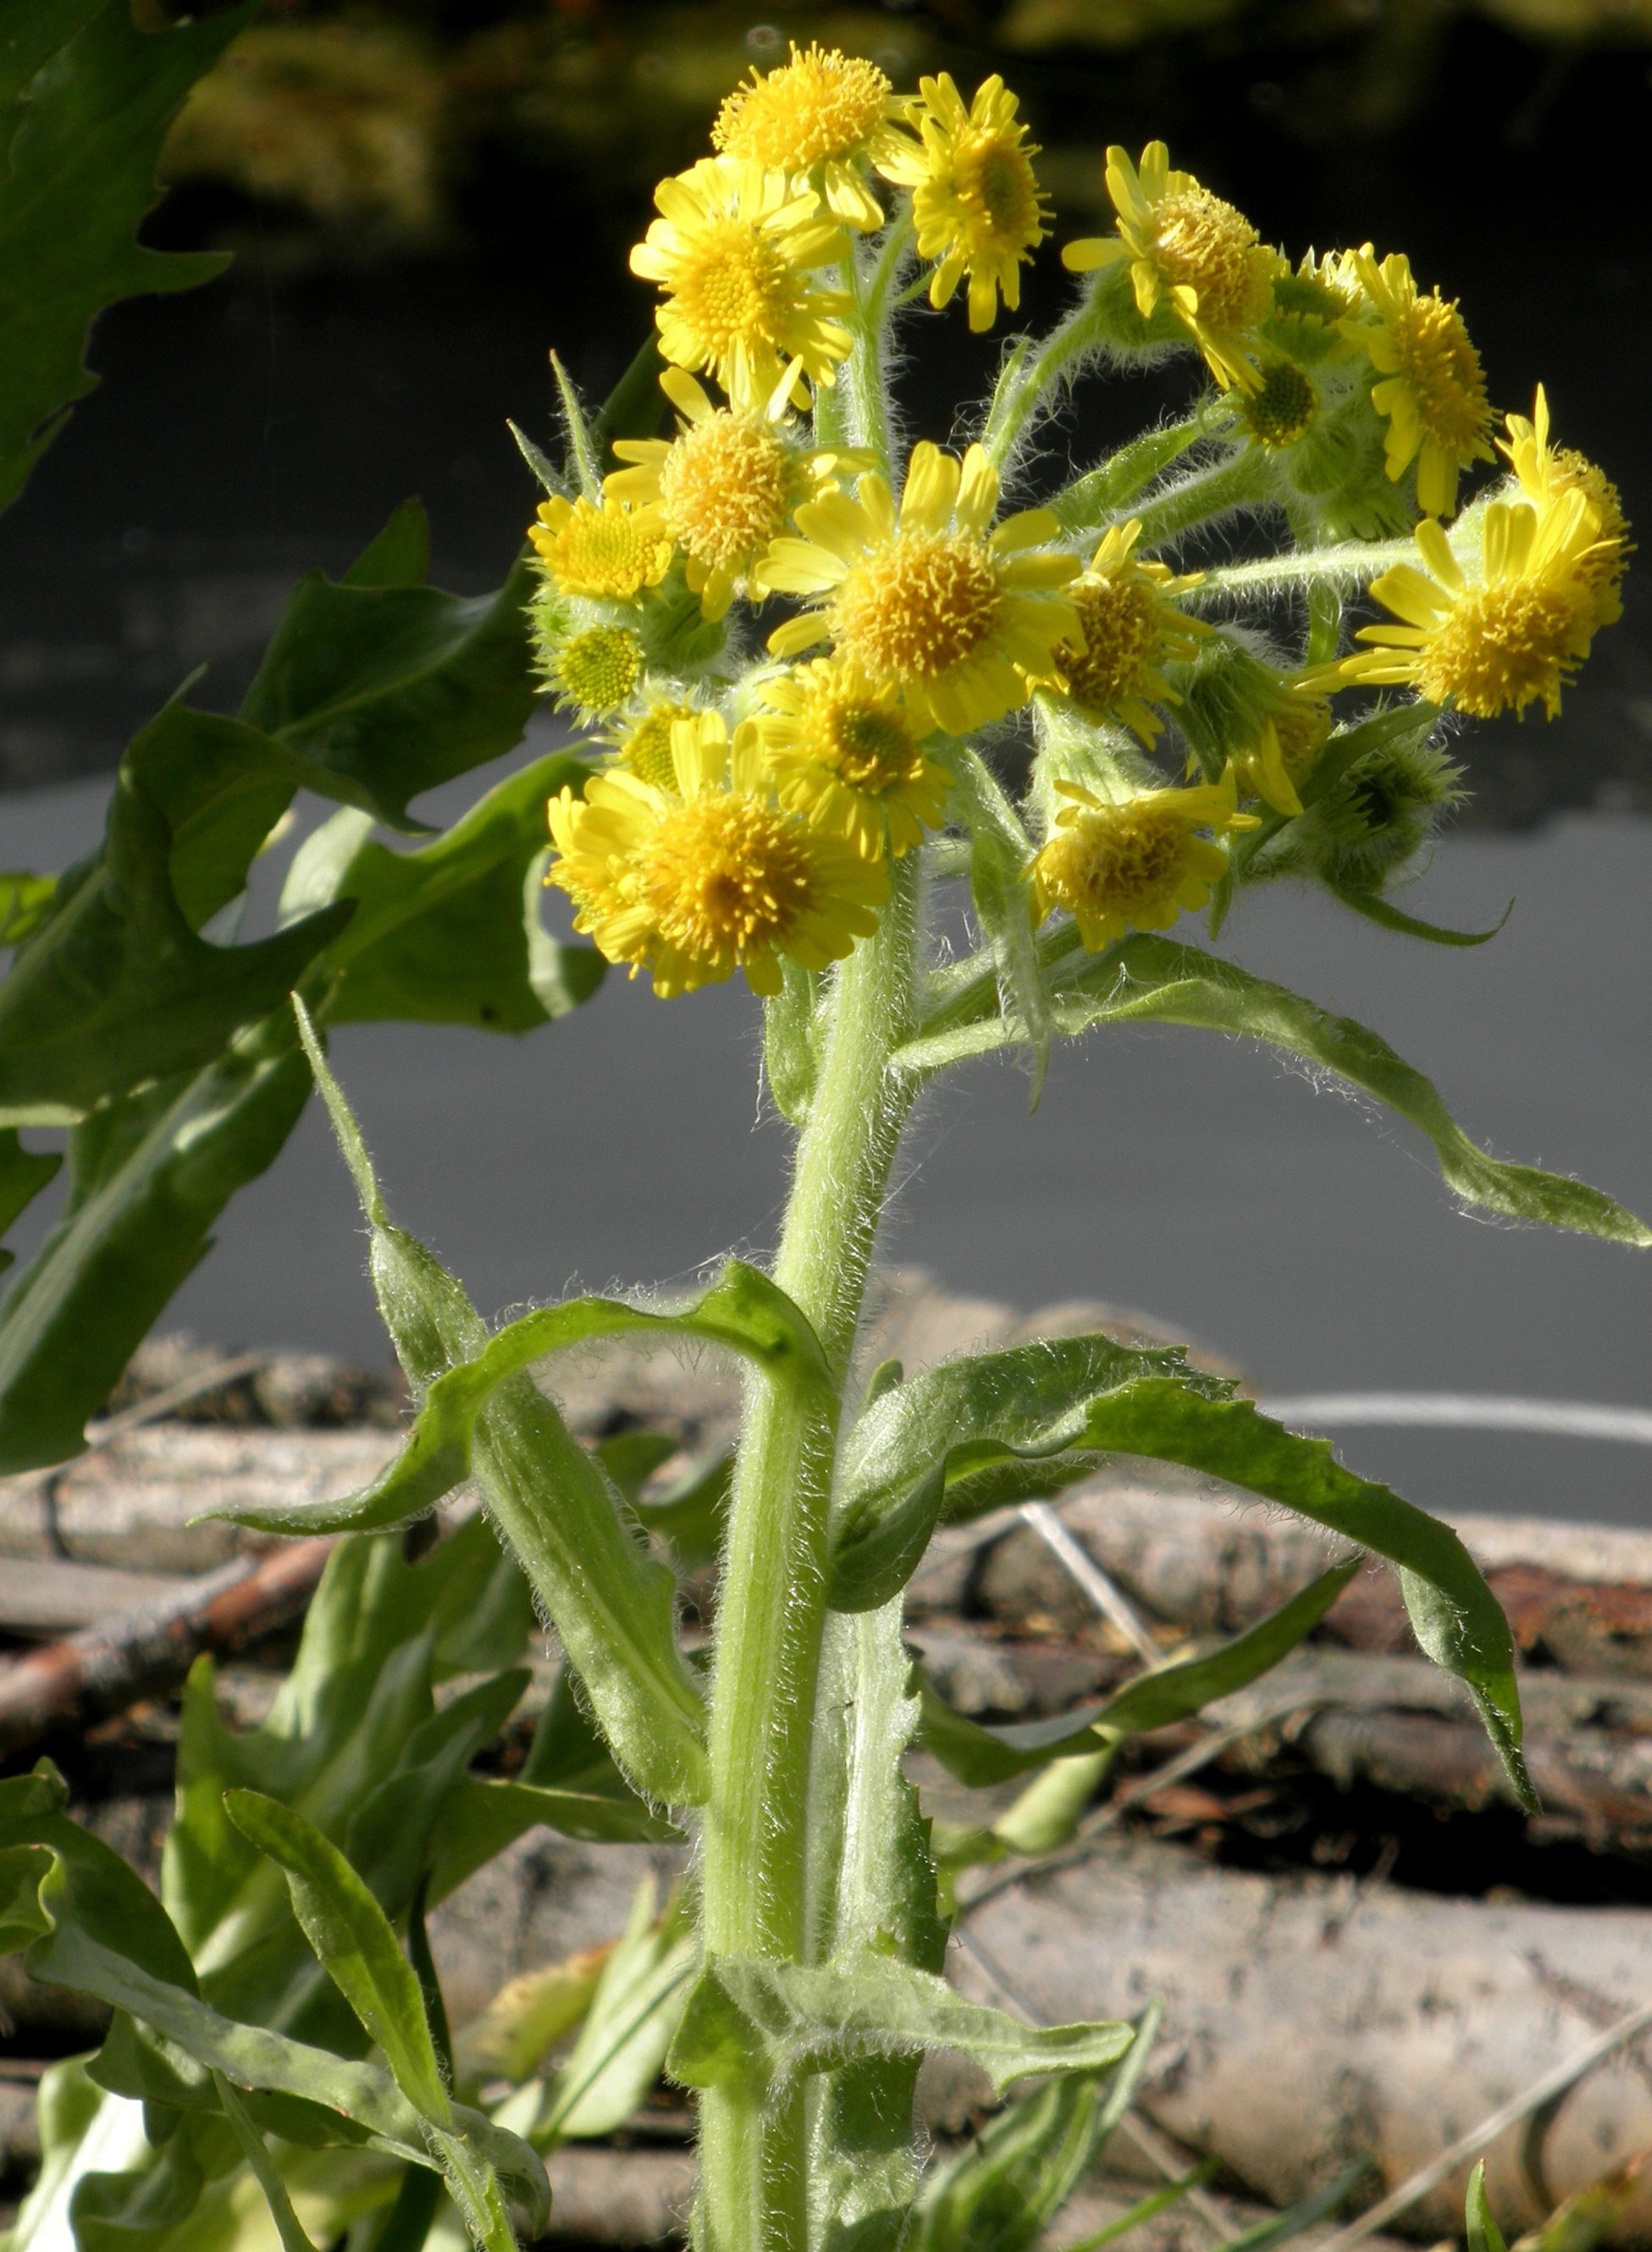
[1328,883,1511,949]
[1056,935,1651,1248]
[0,1129,60,1274]
[240,558,540,833]
[342,498,431,590]
[125,705,302,932]
[223,1792,452,2127]
[0,0,252,514]
[0,769,350,1118]
[213,2072,320,2252]
[1218,2161,1373,2252]
[589,332,668,463]
[669,1953,1132,2096]
[918,1562,1359,1785]
[290,753,604,1033]
[632,1448,732,1568]
[0,1008,310,1474]
[764,960,821,1126]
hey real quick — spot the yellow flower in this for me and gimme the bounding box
[712,42,906,231]
[1239,356,1320,449]
[543,622,644,718]
[743,657,951,858]
[1499,385,1629,631]
[762,441,1080,735]
[605,368,866,620]
[528,493,671,600]
[1231,688,1333,816]
[1340,494,1610,720]
[629,156,852,414]
[1030,769,1257,949]
[876,74,1052,333]
[1062,143,1279,393]
[546,711,886,999]
[1344,248,1492,518]
[609,698,699,791]
[1047,520,1208,743]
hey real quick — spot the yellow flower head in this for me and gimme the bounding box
[1499,385,1629,632]
[744,657,952,859]
[605,368,867,619]
[1030,769,1257,950]
[1048,519,1208,742]
[609,698,700,792]
[876,74,1052,333]
[762,440,1080,735]
[1240,356,1320,449]
[1341,493,1610,720]
[630,157,853,414]
[547,711,886,999]
[1265,250,1362,362]
[544,622,644,718]
[712,43,905,231]
[1231,686,1333,816]
[528,492,672,601]
[1062,143,1280,393]
[1344,248,1493,518]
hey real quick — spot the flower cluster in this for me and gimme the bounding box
[528,43,1625,1001]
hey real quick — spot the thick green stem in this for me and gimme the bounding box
[1185,534,1412,603]
[984,290,1122,471]
[1130,447,1273,551]
[698,866,919,2252]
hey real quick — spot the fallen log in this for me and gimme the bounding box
[0,1537,334,1761]
[955,1829,1652,2245]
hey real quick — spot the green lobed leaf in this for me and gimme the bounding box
[0,871,58,949]
[669,1952,1133,2097]
[223,1793,452,2128]
[208,1253,830,1538]
[211,2072,319,2252]
[283,752,604,1033]
[239,557,540,833]
[0,769,351,1119]
[342,497,431,589]
[275,1010,710,1808]
[0,0,253,515]
[1054,934,1651,1247]
[917,1562,1359,1786]
[831,1330,1533,1801]
[829,1333,1233,1611]
[907,2003,1163,2252]
[0,1008,311,1475]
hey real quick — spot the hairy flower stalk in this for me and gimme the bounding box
[517,47,1633,2252]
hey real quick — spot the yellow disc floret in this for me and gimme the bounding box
[611,700,699,792]
[1232,688,1333,816]
[1499,385,1630,632]
[546,711,885,999]
[529,493,671,600]
[746,657,951,857]
[876,74,1052,332]
[629,157,853,413]
[712,43,902,230]
[1341,494,1613,720]
[606,369,863,618]
[1241,357,1318,448]
[547,623,644,717]
[1030,770,1257,949]
[1049,520,1208,741]
[763,440,1080,735]
[1063,143,1280,393]
[1344,248,1493,518]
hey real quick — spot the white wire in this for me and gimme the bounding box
[1254,1394,1652,1447]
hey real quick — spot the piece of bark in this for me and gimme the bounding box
[0,1558,198,1637]
[0,1538,334,1760]
[957,1829,1652,2244]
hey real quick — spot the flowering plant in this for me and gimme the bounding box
[1,36,1645,2252]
